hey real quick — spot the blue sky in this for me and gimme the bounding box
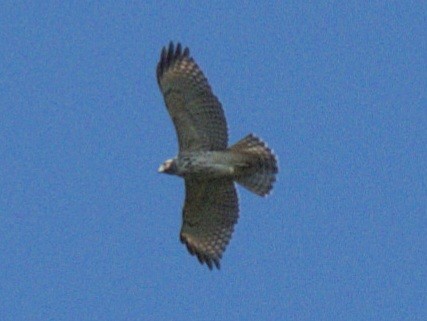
[0,2,425,320]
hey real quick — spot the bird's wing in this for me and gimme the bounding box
[180,178,238,269]
[157,42,228,152]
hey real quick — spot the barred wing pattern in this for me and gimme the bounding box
[180,178,238,269]
[157,43,228,152]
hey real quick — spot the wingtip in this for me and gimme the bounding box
[167,42,174,62]
[157,42,191,83]
[199,255,221,271]
[183,47,190,57]
[181,234,222,270]
[175,43,182,59]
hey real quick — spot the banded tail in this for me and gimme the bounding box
[230,134,278,196]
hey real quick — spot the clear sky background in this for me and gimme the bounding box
[1,2,425,321]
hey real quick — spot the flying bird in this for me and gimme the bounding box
[156,42,278,269]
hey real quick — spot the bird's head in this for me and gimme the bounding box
[158,158,178,175]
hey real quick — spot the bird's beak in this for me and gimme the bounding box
[158,164,165,173]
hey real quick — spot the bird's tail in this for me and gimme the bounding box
[229,134,278,196]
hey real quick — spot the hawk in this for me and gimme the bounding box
[156,42,278,269]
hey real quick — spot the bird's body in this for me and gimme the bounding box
[161,152,237,178]
[156,42,278,269]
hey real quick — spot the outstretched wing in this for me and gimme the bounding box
[157,42,228,152]
[180,178,239,269]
